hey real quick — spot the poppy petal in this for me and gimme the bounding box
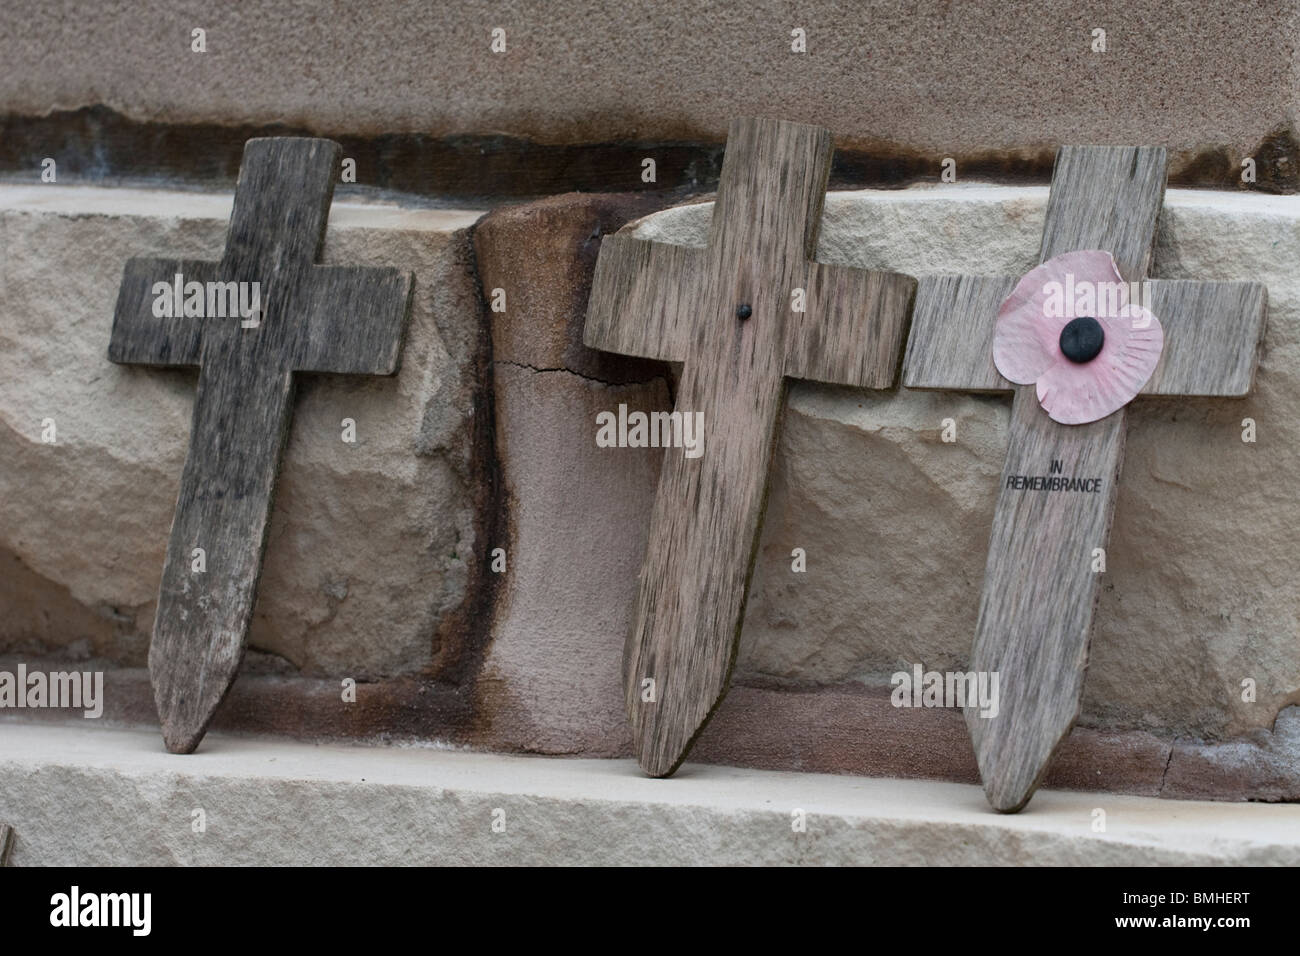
[1036,305,1164,425]
[993,250,1126,385]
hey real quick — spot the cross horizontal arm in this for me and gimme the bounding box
[784,262,916,388]
[583,234,706,364]
[1141,280,1267,396]
[291,265,413,374]
[901,274,1017,391]
[108,258,220,367]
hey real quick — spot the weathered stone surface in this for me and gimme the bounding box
[479,365,663,755]
[5,723,1300,865]
[6,183,1299,803]
[630,186,1300,745]
[1165,706,1300,802]
[690,683,1180,798]
[0,185,488,679]
[2,2,1298,161]
[473,193,671,756]
[472,192,668,383]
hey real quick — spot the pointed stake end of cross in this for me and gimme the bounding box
[966,704,1064,813]
[631,712,689,778]
[982,755,1057,813]
[634,737,688,778]
[150,643,234,755]
[160,726,204,755]
[985,786,1034,815]
[629,687,725,778]
[637,755,678,779]
[154,685,214,754]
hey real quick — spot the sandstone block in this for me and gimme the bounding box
[0,185,489,679]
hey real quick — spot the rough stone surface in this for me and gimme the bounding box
[4,723,1300,865]
[473,193,669,383]
[1165,707,1300,802]
[473,193,672,756]
[0,185,488,679]
[479,365,663,755]
[1,2,1297,160]
[6,184,1300,803]
[630,185,1300,746]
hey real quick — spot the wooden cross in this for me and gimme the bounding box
[584,117,915,776]
[109,138,413,754]
[903,146,1267,811]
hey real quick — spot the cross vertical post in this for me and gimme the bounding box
[109,138,413,753]
[585,117,916,776]
[903,146,1267,811]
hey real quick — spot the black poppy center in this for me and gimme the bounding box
[736,303,752,321]
[1059,316,1105,363]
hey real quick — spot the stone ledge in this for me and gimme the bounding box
[0,183,485,231]
[2,722,1299,865]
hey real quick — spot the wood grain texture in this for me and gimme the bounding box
[786,261,914,387]
[108,137,412,754]
[902,274,1016,391]
[1038,147,1167,278]
[583,236,703,363]
[967,146,1166,812]
[969,388,1127,811]
[0,824,12,866]
[109,260,218,367]
[584,117,914,776]
[1143,280,1268,396]
[903,275,1268,398]
[908,146,1265,811]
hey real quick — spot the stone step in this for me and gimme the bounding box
[2,721,1298,865]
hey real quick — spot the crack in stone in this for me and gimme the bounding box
[1159,738,1177,795]
[493,358,663,390]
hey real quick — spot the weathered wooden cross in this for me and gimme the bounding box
[903,146,1267,811]
[109,138,413,754]
[584,117,916,776]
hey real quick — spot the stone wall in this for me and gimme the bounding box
[2,2,1298,196]
[3,180,1297,801]
[3,1,1297,159]
[2,1,1298,804]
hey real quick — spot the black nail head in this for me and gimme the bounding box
[1059,316,1104,363]
[736,303,752,321]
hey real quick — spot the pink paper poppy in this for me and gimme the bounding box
[992,250,1164,425]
